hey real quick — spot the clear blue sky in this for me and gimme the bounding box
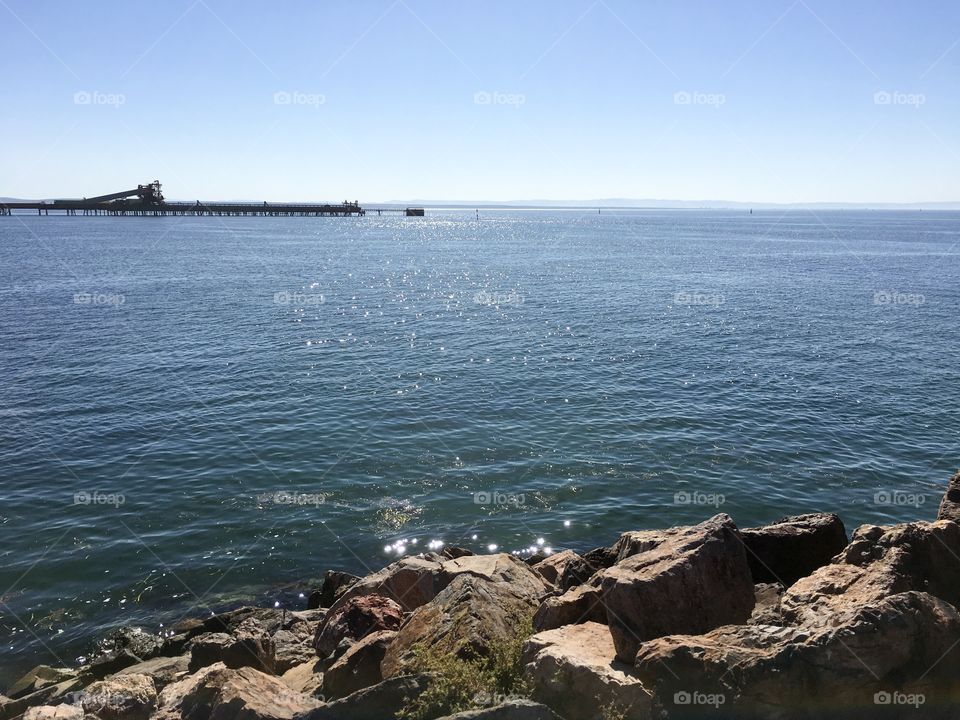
[1,0,958,203]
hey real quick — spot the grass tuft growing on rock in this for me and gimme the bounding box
[398,612,534,720]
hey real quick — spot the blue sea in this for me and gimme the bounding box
[1,209,958,684]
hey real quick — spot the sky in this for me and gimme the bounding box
[1,0,958,204]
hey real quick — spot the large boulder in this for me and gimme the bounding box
[308,570,359,610]
[740,513,848,586]
[94,626,164,663]
[81,673,157,720]
[0,679,81,720]
[782,520,960,625]
[188,617,276,674]
[22,707,83,720]
[381,572,539,678]
[532,550,595,590]
[600,514,755,662]
[532,582,606,632]
[153,662,227,720]
[279,660,323,696]
[937,470,960,523]
[322,630,395,699]
[298,674,432,720]
[435,699,563,719]
[314,595,403,659]
[329,553,548,615]
[634,591,960,718]
[5,666,77,700]
[115,654,190,691]
[178,665,320,719]
[522,622,653,720]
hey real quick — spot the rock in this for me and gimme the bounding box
[115,654,189,691]
[381,572,540,679]
[740,512,848,586]
[329,553,549,616]
[22,707,83,720]
[95,626,164,663]
[634,591,960,718]
[179,665,320,719]
[80,649,142,682]
[522,622,652,720]
[937,470,960,522]
[0,679,81,720]
[582,545,618,570]
[440,547,474,560]
[153,662,227,719]
[5,666,76,700]
[532,582,606,632]
[308,571,359,610]
[298,674,432,720]
[272,629,316,675]
[601,514,755,662]
[782,520,960,625]
[532,550,594,591]
[322,630,395,699]
[314,595,403,659]
[435,699,563,719]
[611,529,677,561]
[81,673,157,720]
[747,583,785,626]
[279,660,323,695]
[188,617,276,674]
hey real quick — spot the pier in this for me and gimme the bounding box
[0,181,424,217]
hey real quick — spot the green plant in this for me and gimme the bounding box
[398,611,535,720]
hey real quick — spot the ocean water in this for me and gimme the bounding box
[1,209,958,683]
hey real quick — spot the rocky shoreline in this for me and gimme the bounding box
[6,471,960,720]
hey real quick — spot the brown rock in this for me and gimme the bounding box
[747,583,785,626]
[435,699,563,719]
[179,665,320,719]
[635,591,960,718]
[298,674,433,720]
[533,550,594,590]
[314,595,403,658]
[740,512,848,586]
[153,662,227,720]
[937,470,960,522]
[322,630,395,699]
[308,570,359,610]
[21,707,83,720]
[532,582,606,632]
[600,513,755,662]
[0,679,82,720]
[5,666,76,700]
[279,660,323,696]
[81,673,157,720]
[381,571,539,678]
[115,654,189,691]
[188,617,276,674]
[522,622,653,720]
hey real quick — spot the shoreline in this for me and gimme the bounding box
[4,471,960,719]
